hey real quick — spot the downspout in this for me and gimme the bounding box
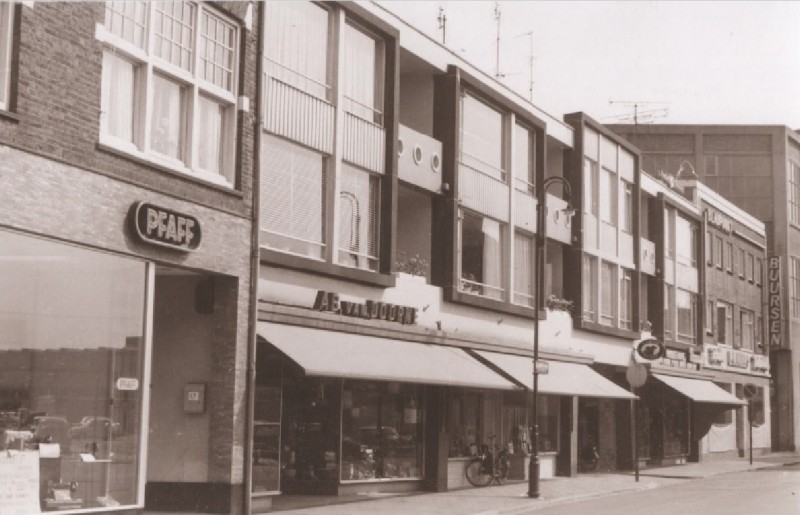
[244,2,264,513]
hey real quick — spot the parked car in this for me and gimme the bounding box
[31,416,71,448]
[70,416,120,439]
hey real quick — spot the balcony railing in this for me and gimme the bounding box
[263,75,334,154]
[343,111,385,174]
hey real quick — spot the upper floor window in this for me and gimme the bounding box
[740,309,755,351]
[664,285,674,341]
[513,123,535,195]
[664,207,674,260]
[738,248,746,278]
[791,257,800,320]
[599,168,616,225]
[675,215,697,268]
[619,268,632,330]
[600,261,616,326]
[747,252,755,282]
[99,1,239,186]
[724,241,733,273]
[676,289,697,345]
[789,160,800,226]
[621,181,633,233]
[582,254,597,322]
[461,93,504,181]
[342,21,384,125]
[339,164,380,271]
[513,231,535,307]
[756,257,762,285]
[264,0,331,100]
[460,210,505,301]
[0,2,14,111]
[716,301,733,345]
[583,158,599,217]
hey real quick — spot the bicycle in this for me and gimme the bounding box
[464,434,510,487]
[578,444,599,472]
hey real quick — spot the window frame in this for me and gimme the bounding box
[458,208,507,302]
[791,256,800,320]
[716,301,733,346]
[341,19,386,126]
[96,0,240,187]
[740,308,755,351]
[0,2,15,112]
[789,160,800,227]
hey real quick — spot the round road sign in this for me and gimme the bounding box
[742,383,758,400]
[626,363,648,388]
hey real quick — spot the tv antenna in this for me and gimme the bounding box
[437,6,447,45]
[517,31,534,102]
[494,2,502,78]
[607,100,670,125]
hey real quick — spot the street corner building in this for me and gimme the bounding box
[0,2,781,515]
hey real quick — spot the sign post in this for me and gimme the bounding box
[742,383,758,465]
[626,362,648,482]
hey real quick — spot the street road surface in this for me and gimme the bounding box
[526,464,800,515]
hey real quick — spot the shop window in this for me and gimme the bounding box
[341,381,423,481]
[448,393,483,457]
[662,394,689,457]
[537,395,560,453]
[749,386,766,427]
[459,210,505,301]
[261,135,327,261]
[0,229,148,511]
[98,1,239,186]
[0,2,14,111]
[338,164,380,272]
[252,344,283,494]
[713,383,733,425]
[676,289,697,345]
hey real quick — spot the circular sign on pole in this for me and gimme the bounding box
[635,338,666,361]
[626,362,648,388]
[742,383,758,400]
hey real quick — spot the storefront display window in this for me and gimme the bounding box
[252,341,282,494]
[0,230,148,512]
[662,394,689,457]
[341,381,423,481]
[448,392,482,457]
[537,396,559,452]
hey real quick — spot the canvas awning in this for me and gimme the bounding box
[257,321,518,390]
[652,373,746,406]
[474,350,636,399]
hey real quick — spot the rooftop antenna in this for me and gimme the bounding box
[517,31,534,102]
[494,1,501,78]
[437,6,447,45]
[607,100,670,125]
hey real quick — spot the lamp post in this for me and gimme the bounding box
[528,176,575,499]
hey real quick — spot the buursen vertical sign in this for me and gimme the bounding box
[768,256,782,348]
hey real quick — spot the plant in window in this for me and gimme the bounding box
[396,252,429,277]
[545,294,573,313]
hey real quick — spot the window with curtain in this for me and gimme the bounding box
[675,215,696,267]
[264,0,331,100]
[716,301,733,344]
[740,309,755,351]
[582,255,597,322]
[513,232,535,307]
[99,0,239,185]
[513,123,535,194]
[460,210,505,300]
[621,181,633,233]
[461,93,505,181]
[342,22,384,125]
[676,289,696,345]
[619,268,632,330]
[0,2,14,110]
[261,135,327,260]
[664,285,674,340]
[600,261,615,326]
[338,164,380,272]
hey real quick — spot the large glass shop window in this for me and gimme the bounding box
[0,230,147,512]
[341,381,423,481]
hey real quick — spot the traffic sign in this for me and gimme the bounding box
[635,338,665,361]
[626,362,648,388]
[534,360,549,375]
[742,383,758,400]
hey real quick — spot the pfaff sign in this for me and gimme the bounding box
[131,201,202,251]
[313,291,417,325]
[768,256,782,348]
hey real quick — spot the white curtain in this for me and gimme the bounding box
[482,218,502,299]
[101,52,135,143]
[150,74,183,160]
[342,23,377,120]
[514,233,534,306]
[197,96,223,178]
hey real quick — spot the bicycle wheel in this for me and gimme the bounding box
[465,458,493,487]
[494,454,510,484]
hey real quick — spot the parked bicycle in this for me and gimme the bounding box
[465,434,510,487]
[578,444,599,472]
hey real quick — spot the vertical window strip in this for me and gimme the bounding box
[676,289,696,345]
[600,261,615,326]
[664,285,674,340]
[513,232,534,307]
[342,22,383,125]
[620,269,632,330]
[790,161,800,226]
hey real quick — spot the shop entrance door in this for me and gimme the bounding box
[577,399,599,472]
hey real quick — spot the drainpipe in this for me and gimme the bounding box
[244,2,264,514]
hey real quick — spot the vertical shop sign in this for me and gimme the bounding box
[768,256,782,347]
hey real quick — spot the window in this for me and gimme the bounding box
[747,385,766,426]
[582,255,597,322]
[600,168,616,225]
[676,289,696,345]
[600,261,616,326]
[755,257,762,285]
[513,123,535,194]
[619,268,632,330]
[621,181,633,233]
[583,158,599,216]
[461,93,504,181]
[713,236,723,268]
[738,248,746,278]
[342,21,384,124]
[339,164,380,271]
[513,232,535,307]
[705,230,713,266]
[705,299,715,335]
[664,208,674,260]
[264,0,331,99]
[460,210,505,300]
[261,135,327,260]
[99,1,238,185]
[789,160,800,226]
[676,215,697,267]
[733,245,740,275]
[740,309,755,351]
[791,257,800,319]
[725,241,733,273]
[664,285,674,340]
[716,301,733,345]
[0,2,15,111]
[755,314,763,352]
[747,252,755,282]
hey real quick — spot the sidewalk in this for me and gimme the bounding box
[267,452,800,514]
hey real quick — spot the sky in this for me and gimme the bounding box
[375,1,800,128]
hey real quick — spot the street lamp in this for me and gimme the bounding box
[529,176,575,499]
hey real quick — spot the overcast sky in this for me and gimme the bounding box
[376,1,800,128]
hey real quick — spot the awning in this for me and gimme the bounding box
[474,350,636,399]
[653,374,746,406]
[257,321,518,390]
